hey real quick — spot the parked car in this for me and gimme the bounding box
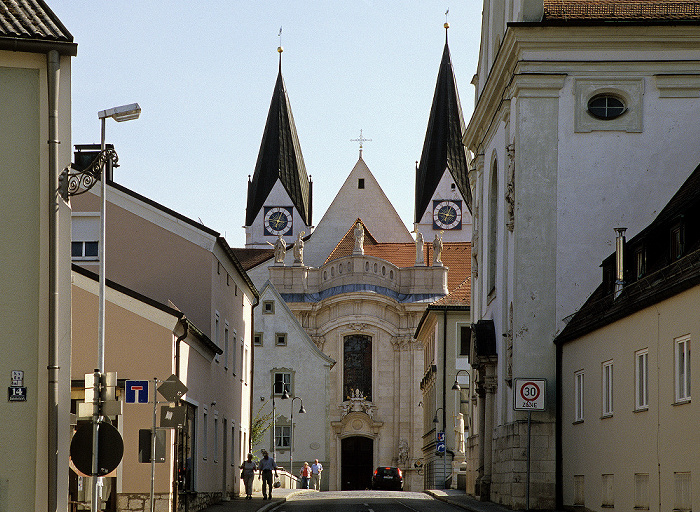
[371,466,403,490]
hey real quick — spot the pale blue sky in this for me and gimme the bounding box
[50,1,481,247]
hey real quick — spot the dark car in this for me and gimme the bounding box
[371,466,403,490]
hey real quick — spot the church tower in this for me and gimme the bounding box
[414,25,471,243]
[245,47,312,248]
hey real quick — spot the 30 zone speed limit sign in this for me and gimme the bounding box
[514,379,546,411]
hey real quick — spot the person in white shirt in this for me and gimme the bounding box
[258,450,278,500]
[310,459,323,490]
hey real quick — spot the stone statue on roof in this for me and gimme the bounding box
[353,222,364,255]
[293,231,305,265]
[433,232,443,266]
[269,234,286,265]
[415,231,424,265]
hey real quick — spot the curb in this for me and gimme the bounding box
[259,490,315,512]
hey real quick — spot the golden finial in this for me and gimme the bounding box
[444,9,450,41]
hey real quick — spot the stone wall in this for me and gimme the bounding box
[490,420,555,510]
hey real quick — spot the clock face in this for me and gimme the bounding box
[433,200,462,230]
[264,206,293,236]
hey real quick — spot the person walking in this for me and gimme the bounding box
[310,459,323,490]
[299,462,311,489]
[239,453,257,500]
[258,450,278,500]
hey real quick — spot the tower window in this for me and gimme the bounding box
[587,95,626,120]
[358,178,365,189]
[451,183,456,190]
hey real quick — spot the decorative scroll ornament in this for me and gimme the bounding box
[58,148,118,200]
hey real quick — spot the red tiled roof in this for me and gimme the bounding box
[543,0,700,20]
[431,277,471,306]
[327,225,471,294]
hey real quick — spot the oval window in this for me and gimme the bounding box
[588,95,626,120]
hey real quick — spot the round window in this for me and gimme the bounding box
[587,95,626,120]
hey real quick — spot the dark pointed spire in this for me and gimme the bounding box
[415,36,471,223]
[246,54,312,227]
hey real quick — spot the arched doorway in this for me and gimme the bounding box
[341,436,373,490]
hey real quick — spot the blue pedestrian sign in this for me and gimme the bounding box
[125,380,149,403]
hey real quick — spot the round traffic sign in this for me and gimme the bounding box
[70,421,124,476]
[520,381,541,402]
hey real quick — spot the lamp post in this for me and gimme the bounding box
[91,103,140,512]
[433,407,446,489]
[289,397,305,478]
[452,369,471,438]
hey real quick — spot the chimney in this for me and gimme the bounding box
[614,227,627,298]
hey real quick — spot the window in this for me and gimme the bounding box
[575,370,585,422]
[674,472,692,512]
[634,473,650,510]
[274,372,291,395]
[671,224,684,260]
[635,349,649,410]
[213,416,219,462]
[460,326,471,356]
[254,333,263,346]
[487,160,498,296]
[263,301,275,314]
[71,241,99,260]
[231,423,236,466]
[214,313,220,363]
[231,333,237,375]
[358,178,365,189]
[601,474,614,508]
[675,335,691,402]
[224,324,229,370]
[588,94,626,120]
[203,409,208,460]
[635,247,646,279]
[344,334,372,400]
[274,425,290,449]
[276,333,287,346]
[574,475,585,506]
[602,360,613,417]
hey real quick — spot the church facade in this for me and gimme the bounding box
[239,33,472,491]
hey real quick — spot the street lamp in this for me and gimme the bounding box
[91,103,140,512]
[289,396,305,478]
[451,369,470,391]
[433,407,446,489]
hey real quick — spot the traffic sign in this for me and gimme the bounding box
[70,421,124,476]
[514,378,546,411]
[157,374,188,402]
[436,431,445,442]
[125,380,149,403]
[436,441,446,453]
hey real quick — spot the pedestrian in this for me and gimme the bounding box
[258,450,278,500]
[239,453,256,500]
[299,462,311,489]
[310,458,323,490]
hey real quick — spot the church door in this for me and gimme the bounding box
[341,436,373,490]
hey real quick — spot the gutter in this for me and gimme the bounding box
[47,48,60,512]
[0,38,77,56]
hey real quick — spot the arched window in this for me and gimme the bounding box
[344,334,372,401]
[487,160,498,295]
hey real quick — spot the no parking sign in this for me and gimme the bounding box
[514,379,546,411]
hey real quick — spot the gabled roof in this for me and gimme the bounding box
[415,39,471,222]
[543,0,700,21]
[232,247,275,271]
[324,219,378,262]
[0,0,76,54]
[246,63,311,227]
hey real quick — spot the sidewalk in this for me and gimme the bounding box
[199,488,314,512]
[424,489,520,512]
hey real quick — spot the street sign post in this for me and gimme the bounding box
[513,378,547,512]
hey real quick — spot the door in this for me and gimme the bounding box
[341,436,373,490]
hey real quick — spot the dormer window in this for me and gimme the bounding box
[635,247,646,279]
[670,223,684,260]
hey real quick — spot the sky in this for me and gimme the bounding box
[49,1,482,248]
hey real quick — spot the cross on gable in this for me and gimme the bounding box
[351,129,372,157]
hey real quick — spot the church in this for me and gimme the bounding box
[234,27,472,491]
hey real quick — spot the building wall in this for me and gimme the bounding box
[0,49,72,512]
[466,23,700,508]
[560,284,700,512]
[251,284,333,478]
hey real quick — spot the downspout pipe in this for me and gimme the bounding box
[249,294,259,454]
[173,318,188,512]
[47,49,61,512]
